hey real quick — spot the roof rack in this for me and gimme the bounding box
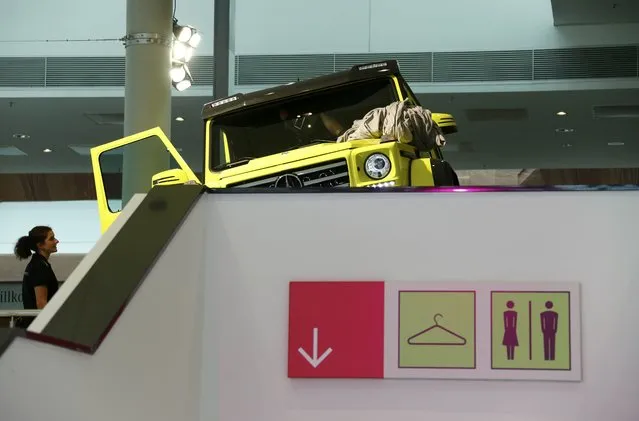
[201,59,402,120]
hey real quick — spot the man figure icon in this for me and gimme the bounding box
[540,301,558,361]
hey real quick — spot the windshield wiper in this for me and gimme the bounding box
[307,139,337,144]
[212,157,253,171]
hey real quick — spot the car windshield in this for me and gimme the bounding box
[209,77,398,170]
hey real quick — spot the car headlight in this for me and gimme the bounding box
[364,153,391,180]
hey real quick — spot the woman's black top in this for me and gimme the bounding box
[22,253,59,310]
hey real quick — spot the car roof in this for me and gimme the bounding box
[201,60,402,120]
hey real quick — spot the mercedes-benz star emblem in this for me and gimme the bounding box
[274,173,304,188]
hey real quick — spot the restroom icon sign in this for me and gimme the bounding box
[490,291,571,371]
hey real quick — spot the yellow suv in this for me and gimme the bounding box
[91,60,460,232]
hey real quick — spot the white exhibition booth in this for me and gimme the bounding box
[0,190,637,421]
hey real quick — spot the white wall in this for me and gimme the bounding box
[1,190,639,420]
[200,191,639,421]
[369,0,639,52]
[0,194,206,421]
[2,0,213,56]
[234,0,371,54]
[0,253,84,310]
[3,0,639,58]
[3,1,125,56]
[0,201,100,254]
[234,0,639,54]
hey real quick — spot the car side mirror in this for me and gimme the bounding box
[151,168,190,187]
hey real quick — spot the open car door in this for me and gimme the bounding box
[90,126,201,233]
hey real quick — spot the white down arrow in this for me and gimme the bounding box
[298,327,333,368]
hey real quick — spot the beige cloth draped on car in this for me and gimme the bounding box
[336,100,446,151]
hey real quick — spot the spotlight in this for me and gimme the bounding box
[171,19,200,63]
[172,41,190,62]
[171,63,193,92]
[170,64,187,83]
[175,26,193,43]
[187,32,201,48]
[170,18,201,91]
[175,79,191,91]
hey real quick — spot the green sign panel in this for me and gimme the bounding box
[491,291,571,370]
[398,291,476,369]
[0,283,23,310]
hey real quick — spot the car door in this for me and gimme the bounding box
[89,126,201,233]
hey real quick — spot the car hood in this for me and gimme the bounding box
[217,139,377,180]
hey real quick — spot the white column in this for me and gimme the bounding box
[121,0,173,207]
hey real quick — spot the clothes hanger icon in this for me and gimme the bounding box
[407,313,467,346]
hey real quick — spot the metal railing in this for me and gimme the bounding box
[0,310,41,328]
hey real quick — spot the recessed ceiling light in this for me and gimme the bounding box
[12,133,30,139]
[607,141,625,146]
[175,116,184,122]
[43,148,52,153]
[556,111,567,116]
[555,128,575,133]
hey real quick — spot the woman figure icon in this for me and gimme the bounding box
[502,300,519,360]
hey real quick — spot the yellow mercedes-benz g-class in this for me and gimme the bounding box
[91,60,460,232]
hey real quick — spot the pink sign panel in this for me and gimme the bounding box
[287,281,385,378]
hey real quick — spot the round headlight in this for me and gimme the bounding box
[364,153,391,180]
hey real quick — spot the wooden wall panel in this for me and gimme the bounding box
[2,169,639,201]
[520,168,639,186]
[0,173,121,201]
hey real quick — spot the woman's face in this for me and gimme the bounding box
[38,230,59,254]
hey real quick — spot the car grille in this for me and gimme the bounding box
[226,159,350,189]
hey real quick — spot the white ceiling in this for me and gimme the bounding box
[0,95,209,174]
[1,88,639,174]
[418,89,639,169]
[551,0,639,25]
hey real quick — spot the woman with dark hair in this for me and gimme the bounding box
[13,226,60,328]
